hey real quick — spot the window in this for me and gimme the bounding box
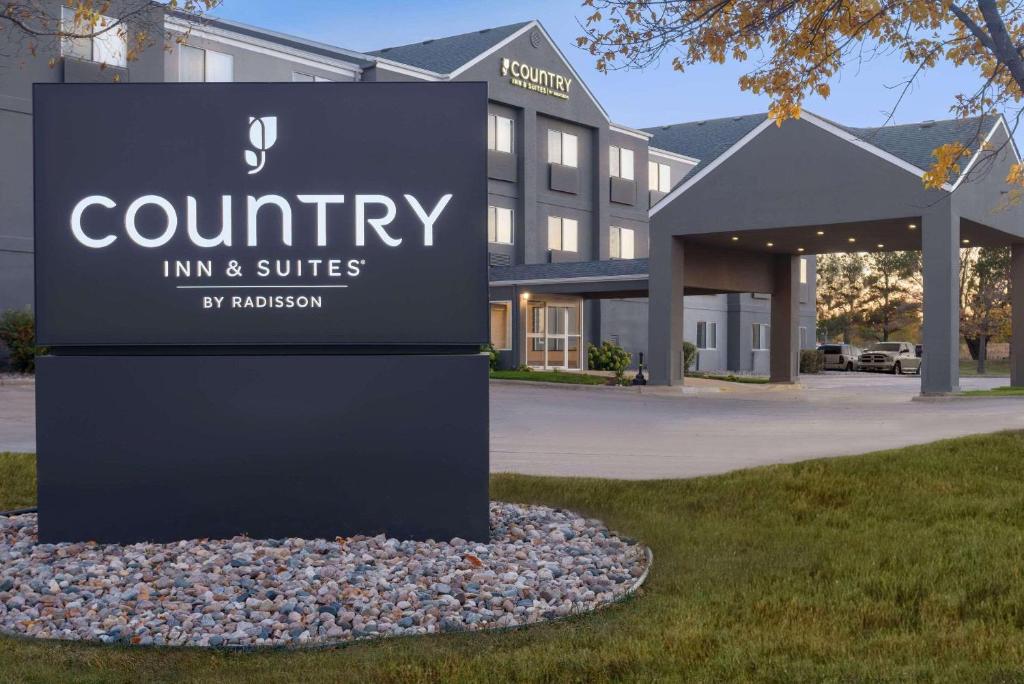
[292,71,332,82]
[61,7,127,67]
[490,302,512,350]
[752,323,771,351]
[487,206,514,245]
[488,114,514,154]
[609,146,635,180]
[800,257,808,284]
[179,45,234,82]
[547,129,578,167]
[697,322,717,350]
[648,161,671,192]
[547,216,578,252]
[609,226,635,259]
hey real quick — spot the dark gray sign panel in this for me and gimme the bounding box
[33,82,487,347]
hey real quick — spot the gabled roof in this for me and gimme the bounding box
[644,114,765,177]
[489,258,649,284]
[369,22,532,74]
[646,112,1002,185]
[836,115,1000,182]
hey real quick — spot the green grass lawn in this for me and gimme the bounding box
[687,371,770,384]
[5,433,1024,681]
[960,386,1024,397]
[959,358,1011,376]
[489,370,610,385]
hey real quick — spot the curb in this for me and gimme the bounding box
[489,379,639,392]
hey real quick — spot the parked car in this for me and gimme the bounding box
[818,344,861,371]
[858,342,922,374]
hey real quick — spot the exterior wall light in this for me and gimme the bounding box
[522,292,531,300]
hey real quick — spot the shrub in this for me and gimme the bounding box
[588,340,632,380]
[682,341,697,373]
[482,343,499,371]
[800,348,825,374]
[0,309,41,374]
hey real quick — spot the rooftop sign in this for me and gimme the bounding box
[500,57,571,100]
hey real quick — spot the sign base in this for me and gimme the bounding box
[36,353,489,544]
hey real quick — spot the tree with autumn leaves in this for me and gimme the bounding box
[1,1,219,67]
[579,0,1024,190]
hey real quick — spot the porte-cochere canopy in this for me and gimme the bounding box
[646,112,1024,394]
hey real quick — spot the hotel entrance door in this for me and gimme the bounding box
[525,298,582,370]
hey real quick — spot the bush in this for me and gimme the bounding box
[588,340,632,380]
[800,348,825,374]
[682,341,697,373]
[0,309,42,374]
[482,343,500,371]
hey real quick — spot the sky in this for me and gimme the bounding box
[211,0,1002,132]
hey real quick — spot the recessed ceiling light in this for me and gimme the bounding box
[797,247,805,252]
[731,236,739,241]
[962,239,971,244]
[848,237,856,243]
[877,243,884,248]
[908,223,917,229]
[766,242,774,247]
[816,230,824,236]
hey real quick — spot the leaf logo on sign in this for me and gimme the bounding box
[245,116,277,175]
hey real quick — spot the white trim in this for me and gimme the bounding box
[489,273,647,287]
[449,21,537,78]
[649,117,774,216]
[801,112,955,192]
[165,17,363,80]
[448,20,610,122]
[648,146,700,165]
[610,123,652,140]
[949,115,1021,192]
[372,59,444,82]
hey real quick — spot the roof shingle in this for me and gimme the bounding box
[369,22,531,74]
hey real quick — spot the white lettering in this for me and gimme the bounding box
[247,195,293,247]
[355,195,400,247]
[404,194,452,246]
[70,195,117,248]
[125,195,177,248]
[187,195,232,248]
[296,194,345,247]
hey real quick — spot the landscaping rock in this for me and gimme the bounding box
[0,503,648,648]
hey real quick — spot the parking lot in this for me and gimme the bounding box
[1,373,1021,480]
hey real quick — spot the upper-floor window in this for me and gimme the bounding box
[292,71,332,82]
[547,216,578,252]
[547,130,578,167]
[648,161,671,193]
[488,114,514,154]
[697,321,717,350]
[609,226,634,259]
[488,206,514,245]
[179,45,234,82]
[61,7,126,67]
[609,146,635,180]
[752,323,770,351]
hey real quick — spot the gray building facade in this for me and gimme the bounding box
[1,8,814,374]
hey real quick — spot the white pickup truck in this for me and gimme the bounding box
[858,342,922,375]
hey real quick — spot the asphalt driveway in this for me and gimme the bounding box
[2,373,1022,479]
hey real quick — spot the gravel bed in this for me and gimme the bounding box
[0,502,649,648]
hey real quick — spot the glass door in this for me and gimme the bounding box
[525,300,582,370]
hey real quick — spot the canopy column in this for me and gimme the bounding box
[769,254,800,383]
[1011,244,1024,387]
[648,234,685,385]
[921,206,960,395]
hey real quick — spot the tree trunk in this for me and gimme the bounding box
[965,336,980,360]
[978,335,987,375]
